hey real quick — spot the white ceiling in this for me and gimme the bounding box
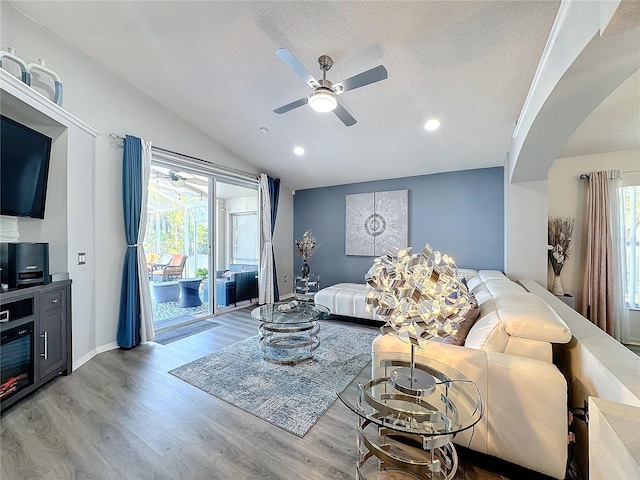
[559,68,640,159]
[11,1,639,190]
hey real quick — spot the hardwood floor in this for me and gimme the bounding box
[1,308,559,480]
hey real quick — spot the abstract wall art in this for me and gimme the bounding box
[345,189,408,256]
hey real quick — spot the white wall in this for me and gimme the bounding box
[1,4,294,361]
[504,155,548,285]
[273,188,293,298]
[548,148,640,344]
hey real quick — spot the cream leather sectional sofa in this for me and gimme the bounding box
[315,269,572,479]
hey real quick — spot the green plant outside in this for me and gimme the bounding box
[195,268,208,279]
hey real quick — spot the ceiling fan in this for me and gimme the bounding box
[165,170,207,188]
[152,170,208,196]
[273,48,388,126]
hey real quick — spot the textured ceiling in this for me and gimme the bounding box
[10,1,638,190]
[560,68,640,159]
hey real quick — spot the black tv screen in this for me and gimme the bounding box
[0,115,52,218]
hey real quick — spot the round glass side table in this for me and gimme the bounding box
[335,352,484,480]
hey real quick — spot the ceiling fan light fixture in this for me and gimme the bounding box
[424,119,441,131]
[308,87,337,112]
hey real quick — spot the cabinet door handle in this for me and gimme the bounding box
[51,299,58,304]
[41,331,48,360]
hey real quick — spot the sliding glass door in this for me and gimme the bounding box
[144,160,260,331]
[145,166,211,330]
[213,180,260,312]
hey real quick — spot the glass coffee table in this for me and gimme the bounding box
[335,352,483,479]
[251,302,330,364]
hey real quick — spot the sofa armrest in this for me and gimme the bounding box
[485,352,568,479]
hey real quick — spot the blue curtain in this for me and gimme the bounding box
[117,135,143,348]
[268,176,281,302]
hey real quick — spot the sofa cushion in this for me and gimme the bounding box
[314,283,381,322]
[465,291,572,352]
[439,305,480,346]
[494,292,571,343]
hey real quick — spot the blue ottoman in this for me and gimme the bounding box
[151,281,180,303]
[178,278,202,308]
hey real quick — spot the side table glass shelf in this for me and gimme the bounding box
[335,352,484,480]
[294,274,320,302]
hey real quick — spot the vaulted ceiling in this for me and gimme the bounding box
[11,1,639,190]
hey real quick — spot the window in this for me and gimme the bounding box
[231,212,258,265]
[622,185,639,308]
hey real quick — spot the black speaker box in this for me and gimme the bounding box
[0,242,50,288]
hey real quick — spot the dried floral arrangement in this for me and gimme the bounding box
[295,229,317,262]
[548,216,575,276]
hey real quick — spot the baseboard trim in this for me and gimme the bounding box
[97,341,119,354]
[72,342,119,371]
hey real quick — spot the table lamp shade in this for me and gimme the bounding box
[365,244,474,346]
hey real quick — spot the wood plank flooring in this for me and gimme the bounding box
[1,308,560,480]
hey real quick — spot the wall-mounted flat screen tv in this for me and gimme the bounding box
[0,115,53,219]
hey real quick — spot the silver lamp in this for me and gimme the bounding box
[365,244,473,396]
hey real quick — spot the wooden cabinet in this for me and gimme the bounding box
[40,287,68,378]
[1,280,72,412]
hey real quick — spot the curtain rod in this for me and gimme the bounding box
[579,169,640,180]
[108,132,257,180]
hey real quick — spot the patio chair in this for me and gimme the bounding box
[148,253,172,279]
[146,252,160,278]
[151,254,187,282]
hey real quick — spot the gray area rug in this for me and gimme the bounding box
[169,322,378,437]
[154,320,221,345]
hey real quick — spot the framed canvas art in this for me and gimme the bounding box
[345,189,408,256]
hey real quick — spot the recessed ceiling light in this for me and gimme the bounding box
[293,146,305,156]
[424,119,441,131]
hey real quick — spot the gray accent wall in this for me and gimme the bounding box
[293,167,504,288]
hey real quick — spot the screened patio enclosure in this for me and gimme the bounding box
[145,174,209,280]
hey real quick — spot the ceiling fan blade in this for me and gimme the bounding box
[334,65,388,94]
[274,97,308,114]
[183,183,207,197]
[182,175,208,186]
[275,48,319,88]
[333,102,357,127]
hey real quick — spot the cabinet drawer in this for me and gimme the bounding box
[42,290,64,312]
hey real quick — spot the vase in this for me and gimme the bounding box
[27,59,63,106]
[301,261,310,278]
[0,47,30,84]
[551,274,564,296]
